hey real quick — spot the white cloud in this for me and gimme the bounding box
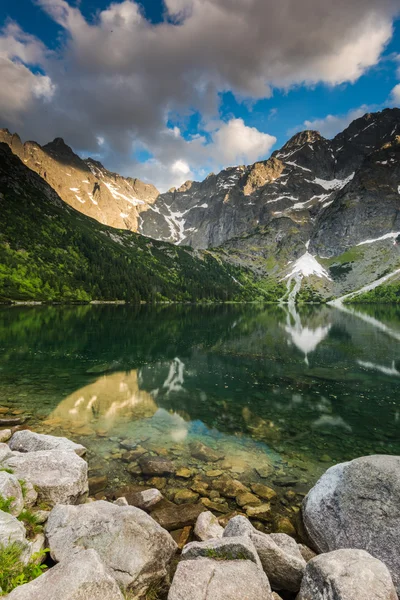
[0,0,399,186]
[390,84,400,105]
[171,159,191,175]
[299,106,372,139]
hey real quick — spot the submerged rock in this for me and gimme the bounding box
[303,455,400,594]
[139,456,175,476]
[4,450,88,507]
[6,549,125,600]
[168,558,273,600]
[151,500,205,530]
[9,431,87,456]
[194,511,224,541]
[0,471,24,516]
[174,489,199,505]
[45,500,177,595]
[189,441,224,463]
[297,549,397,600]
[211,476,249,498]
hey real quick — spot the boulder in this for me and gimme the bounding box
[181,536,262,569]
[168,558,273,600]
[4,450,88,507]
[298,543,317,562]
[126,488,164,510]
[0,471,24,516]
[45,500,177,595]
[0,508,26,546]
[251,483,277,501]
[211,476,249,498]
[297,549,397,600]
[0,442,13,462]
[9,431,86,456]
[189,441,224,463]
[0,429,11,443]
[223,516,306,592]
[303,455,400,593]
[6,548,125,600]
[194,511,224,541]
[151,500,205,531]
[139,456,175,476]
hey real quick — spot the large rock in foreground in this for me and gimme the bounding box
[6,548,124,600]
[297,549,397,600]
[4,450,88,507]
[45,500,177,595]
[0,471,24,516]
[168,557,273,600]
[9,431,86,456]
[0,509,26,546]
[303,455,400,594]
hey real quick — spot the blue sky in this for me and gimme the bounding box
[1,0,400,190]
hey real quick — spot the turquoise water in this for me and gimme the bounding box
[0,303,399,501]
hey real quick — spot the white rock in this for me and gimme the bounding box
[9,431,86,456]
[168,558,273,600]
[297,549,397,600]
[0,471,24,516]
[0,508,27,546]
[303,455,400,594]
[127,488,164,510]
[114,496,128,506]
[4,450,88,507]
[45,500,177,595]
[6,548,125,600]
[0,443,13,462]
[194,511,224,541]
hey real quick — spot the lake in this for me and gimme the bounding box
[0,303,399,530]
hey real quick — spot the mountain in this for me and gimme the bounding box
[0,129,159,232]
[1,108,400,302]
[0,143,269,303]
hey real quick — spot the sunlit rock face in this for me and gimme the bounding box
[46,371,158,434]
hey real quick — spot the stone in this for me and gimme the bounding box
[139,456,175,476]
[168,558,273,600]
[114,496,129,506]
[297,549,397,600]
[126,463,142,475]
[252,531,306,592]
[200,498,230,513]
[0,508,27,546]
[177,526,192,550]
[272,594,283,600]
[191,480,209,496]
[0,417,25,426]
[0,429,11,443]
[6,548,125,600]
[302,455,400,594]
[181,536,262,569]
[224,516,306,593]
[32,509,51,524]
[151,500,205,531]
[298,543,317,562]
[223,515,254,538]
[246,503,271,521]
[189,441,224,462]
[88,475,107,495]
[122,446,148,461]
[255,465,274,478]
[176,467,192,479]
[194,511,224,541]
[9,431,86,456]
[205,470,223,477]
[4,450,88,507]
[148,476,167,489]
[212,476,249,498]
[0,471,24,516]
[126,488,164,510]
[174,489,199,505]
[45,500,177,595]
[236,492,261,507]
[0,442,13,462]
[251,483,277,501]
[275,516,296,536]
[22,481,38,508]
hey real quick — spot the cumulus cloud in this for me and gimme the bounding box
[390,84,400,105]
[0,0,399,188]
[299,106,372,139]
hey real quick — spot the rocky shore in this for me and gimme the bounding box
[0,429,398,599]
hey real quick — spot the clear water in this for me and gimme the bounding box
[0,303,399,500]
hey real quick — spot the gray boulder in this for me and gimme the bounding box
[223,516,306,592]
[181,536,262,569]
[297,549,397,600]
[194,511,224,541]
[0,442,13,462]
[126,488,164,510]
[4,450,88,507]
[168,557,273,600]
[0,508,26,546]
[6,548,125,600]
[9,431,86,456]
[303,455,400,594]
[0,471,24,516]
[45,500,177,595]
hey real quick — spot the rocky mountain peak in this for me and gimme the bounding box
[278,130,324,154]
[242,157,284,196]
